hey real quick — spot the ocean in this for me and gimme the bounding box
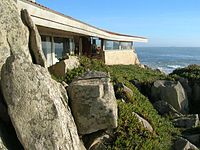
[136,47,200,74]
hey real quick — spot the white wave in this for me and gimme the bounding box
[167,65,182,69]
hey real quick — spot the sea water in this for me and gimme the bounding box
[136,47,200,74]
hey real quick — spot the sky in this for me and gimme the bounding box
[37,0,200,47]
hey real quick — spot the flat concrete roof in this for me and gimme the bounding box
[18,0,148,42]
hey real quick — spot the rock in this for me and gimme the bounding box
[68,71,118,135]
[1,55,84,150]
[192,83,200,103]
[183,134,200,147]
[122,84,133,98]
[61,81,68,88]
[129,80,141,91]
[0,128,7,150]
[0,88,10,123]
[0,119,24,150]
[0,0,31,78]
[21,9,47,68]
[153,101,182,117]
[151,80,189,113]
[132,112,153,133]
[178,78,192,99]
[83,129,115,150]
[173,114,199,128]
[49,56,80,78]
[174,137,198,150]
[115,83,133,103]
[114,82,133,102]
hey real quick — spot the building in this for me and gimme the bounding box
[17,0,148,67]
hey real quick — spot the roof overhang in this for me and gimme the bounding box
[17,0,148,43]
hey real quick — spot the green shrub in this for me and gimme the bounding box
[170,64,200,81]
[62,57,179,149]
[110,82,179,150]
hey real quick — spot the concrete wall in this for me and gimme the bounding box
[104,50,140,65]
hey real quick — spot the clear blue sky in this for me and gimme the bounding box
[37,0,200,47]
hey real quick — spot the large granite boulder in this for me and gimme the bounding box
[0,0,31,78]
[21,9,47,68]
[68,71,118,135]
[151,80,188,113]
[1,54,84,150]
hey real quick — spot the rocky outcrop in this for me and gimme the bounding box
[21,9,47,68]
[151,80,188,113]
[153,101,182,117]
[49,56,80,78]
[1,55,83,150]
[172,114,199,128]
[0,0,31,78]
[132,112,153,133]
[173,137,198,150]
[68,71,118,135]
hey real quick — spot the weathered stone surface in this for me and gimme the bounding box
[49,56,80,77]
[184,134,200,147]
[151,80,188,113]
[21,9,47,68]
[0,120,23,150]
[174,137,198,150]
[83,130,115,150]
[192,83,200,103]
[0,0,31,78]
[153,101,182,117]
[0,128,7,150]
[114,82,133,102]
[68,71,118,135]
[1,55,83,150]
[0,100,9,124]
[173,114,199,128]
[132,112,153,133]
[178,78,192,99]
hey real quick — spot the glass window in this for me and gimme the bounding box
[41,35,52,59]
[105,40,120,50]
[121,42,132,50]
[54,37,64,60]
[54,37,74,59]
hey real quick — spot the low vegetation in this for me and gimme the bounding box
[170,64,200,81]
[58,56,180,149]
